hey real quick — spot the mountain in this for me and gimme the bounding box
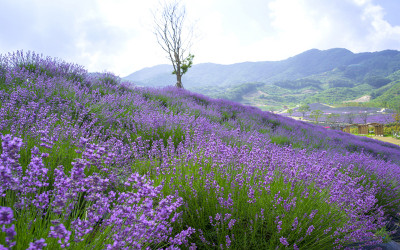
[370,78,400,108]
[123,48,400,90]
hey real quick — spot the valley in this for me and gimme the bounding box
[124,48,400,113]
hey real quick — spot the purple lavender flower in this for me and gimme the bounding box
[2,224,16,248]
[22,152,49,194]
[0,135,23,191]
[31,146,40,156]
[279,237,289,247]
[277,220,283,233]
[224,213,232,222]
[247,186,256,203]
[226,235,231,248]
[169,227,195,246]
[105,240,127,250]
[291,217,298,231]
[79,137,89,147]
[1,134,23,154]
[306,225,315,236]
[0,164,14,195]
[0,207,13,225]
[70,218,94,242]
[309,210,318,220]
[49,223,71,248]
[228,219,236,230]
[27,239,47,250]
[324,227,332,234]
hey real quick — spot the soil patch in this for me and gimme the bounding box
[343,95,371,103]
[371,136,400,146]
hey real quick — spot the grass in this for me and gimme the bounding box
[152,160,352,249]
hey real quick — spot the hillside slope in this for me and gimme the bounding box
[1,51,399,249]
[124,48,400,87]
[124,48,400,109]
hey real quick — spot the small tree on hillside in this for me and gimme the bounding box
[298,104,310,119]
[287,108,294,116]
[327,113,340,126]
[310,110,323,124]
[359,111,368,124]
[345,113,356,124]
[392,105,400,136]
[153,0,194,88]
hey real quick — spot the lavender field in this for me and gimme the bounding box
[281,111,396,125]
[1,51,400,249]
[302,114,395,125]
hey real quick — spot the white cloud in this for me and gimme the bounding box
[262,0,400,55]
[0,0,399,76]
[356,0,400,50]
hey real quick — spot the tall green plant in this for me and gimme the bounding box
[310,110,323,124]
[298,104,310,118]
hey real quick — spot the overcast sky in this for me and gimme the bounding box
[1,0,400,77]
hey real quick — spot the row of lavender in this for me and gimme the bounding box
[317,114,394,125]
[281,112,396,125]
[0,51,399,249]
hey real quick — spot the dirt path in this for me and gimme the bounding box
[370,136,400,146]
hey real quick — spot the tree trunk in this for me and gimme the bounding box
[176,73,183,88]
[174,52,183,88]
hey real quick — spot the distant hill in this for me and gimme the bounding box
[123,48,400,110]
[370,79,400,108]
[123,48,400,87]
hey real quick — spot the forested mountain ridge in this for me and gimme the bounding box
[123,48,400,110]
[123,48,400,88]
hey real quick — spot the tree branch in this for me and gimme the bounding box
[152,0,194,88]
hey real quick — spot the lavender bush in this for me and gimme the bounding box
[315,113,395,125]
[283,111,396,125]
[0,51,399,249]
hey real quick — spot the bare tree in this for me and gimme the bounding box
[359,111,368,124]
[310,110,323,124]
[393,104,400,136]
[298,104,310,119]
[153,0,194,88]
[345,113,356,124]
[327,113,340,125]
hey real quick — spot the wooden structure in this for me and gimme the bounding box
[370,123,384,136]
[357,124,369,135]
[342,123,384,136]
[341,124,357,133]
